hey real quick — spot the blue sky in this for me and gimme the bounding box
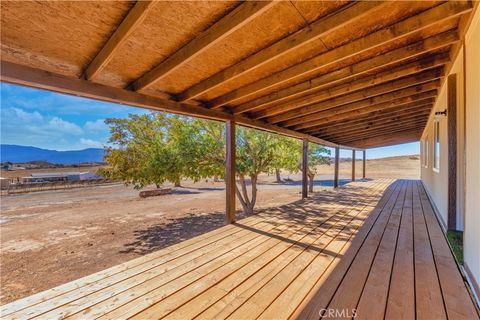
[1,83,148,150]
[1,83,419,158]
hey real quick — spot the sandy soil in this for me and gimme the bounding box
[0,156,419,304]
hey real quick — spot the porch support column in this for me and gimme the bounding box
[225,120,236,223]
[302,140,309,199]
[447,74,457,230]
[334,147,340,189]
[363,150,366,179]
[352,150,356,182]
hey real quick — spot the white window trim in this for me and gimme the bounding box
[423,137,429,168]
[433,120,440,173]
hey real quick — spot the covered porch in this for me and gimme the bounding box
[2,179,477,319]
[1,1,480,318]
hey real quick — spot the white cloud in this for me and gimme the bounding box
[10,107,43,122]
[1,107,94,150]
[84,119,107,132]
[79,138,104,148]
[47,117,83,135]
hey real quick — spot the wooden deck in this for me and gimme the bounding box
[2,179,478,320]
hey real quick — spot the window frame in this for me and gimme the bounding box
[423,136,429,168]
[433,120,440,172]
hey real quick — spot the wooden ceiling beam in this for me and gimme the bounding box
[83,1,157,81]
[334,124,427,144]
[233,31,458,115]
[286,80,440,130]
[208,1,471,108]
[1,61,363,151]
[178,1,386,103]
[320,116,429,140]
[130,1,276,92]
[299,91,437,132]
[312,107,432,136]
[248,54,448,118]
[308,105,433,135]
[271,71,442,126]
[305,101,434,132]
[348,131,422,149]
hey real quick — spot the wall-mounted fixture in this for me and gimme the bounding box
[434,109,447,121]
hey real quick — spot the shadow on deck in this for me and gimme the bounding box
[1,179,478,319]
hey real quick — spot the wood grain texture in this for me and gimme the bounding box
[2,180,477,319]
[447,74,457,230]
[225,120,236,223]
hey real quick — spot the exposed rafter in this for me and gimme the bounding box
[300,92,437,132]
[1,61,363,151]
[320,117,429,140]
[308,103,434,135]
[130,1,276,92]
[313,107,433,136]
[250,54,447,119]
[177,1,387,103]
[269,71,443,126]
[335,125,427,144]
[348,130,423,149]
[285,80,440,130]
[207,1,471,108]
[83,1,157,81]
[232,31,458,115]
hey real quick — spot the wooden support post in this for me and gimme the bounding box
[352,150,356,182]
[334,147,340,189]
[302,140,308,199]
[447,74,457,230]
[225,120,236,223]
[363,150,366,179]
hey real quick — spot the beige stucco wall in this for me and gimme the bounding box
[420,7,479,302]
[464,8,480,302]
[420,50,463,229]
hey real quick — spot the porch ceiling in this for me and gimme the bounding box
[0,1,476,149]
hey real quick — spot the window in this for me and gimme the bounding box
[423,136,429,167]
[433,120,440,171]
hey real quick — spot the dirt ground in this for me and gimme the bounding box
[0,156,419,304]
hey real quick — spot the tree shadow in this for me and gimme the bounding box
[120,210,248,254]
[121,179,381,256]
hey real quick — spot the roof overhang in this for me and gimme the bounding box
[0,1,476,149]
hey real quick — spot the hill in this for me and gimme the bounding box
[0,145,104,165]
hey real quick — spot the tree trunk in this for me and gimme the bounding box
[308,173,315,193]
[174,177,181,187]
[235,174,258,215]
[275,168,282,183]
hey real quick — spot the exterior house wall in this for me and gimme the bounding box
[420,7,480,303]
[464,9,480,303]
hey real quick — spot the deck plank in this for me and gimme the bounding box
[256,181,392,319]
[323,180,407,320]
[418,181,479,319]
[2,179,477,320]
[384,180,415,319]
[412,180,447,320]
[37,216,303,319]
[196,180,392,320]
[118,180,389,319]
[293,180,404,319]
[354,180,409,319]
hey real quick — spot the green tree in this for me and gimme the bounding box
[306,144,331,192]
[270,135,301,182]
[235,127,280,215]
[168,116,225,182]
[99,113,187,188]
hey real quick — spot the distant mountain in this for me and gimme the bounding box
[0,145,105,165]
